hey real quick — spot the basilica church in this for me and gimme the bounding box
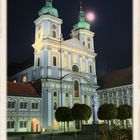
[8,0,99,132]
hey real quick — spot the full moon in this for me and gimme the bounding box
[86,12,95,22]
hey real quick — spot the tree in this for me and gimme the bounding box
[71,104,92,129]
[98,103,117,129]
[55,107,73,132]
[71,104,83,129]
[117,104,132,129]
[81,104,92,122]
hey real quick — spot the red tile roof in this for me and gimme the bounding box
[97,67,132,90]
[7,82,40,97]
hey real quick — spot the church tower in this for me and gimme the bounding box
[33,0,63,79]
[71,1,99,124]
[71,1,95,51]
[32,0,63,131]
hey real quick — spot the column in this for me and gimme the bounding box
[69,93,73,108]
[58,91,62,107]
[93,93,99,124]
[47,92,52,127]
[81,94,84,104]
[41,49,48,77]
[68,53,71,69]
[62,93,65,106]
[41,88,48,129]
[87,95,91,106]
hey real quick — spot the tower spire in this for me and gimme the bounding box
[80,0,83,11]
[72,0,90,31]
[79,0,85,22]
[38,0,58,17]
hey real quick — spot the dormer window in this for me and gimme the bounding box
[21,75,27,83]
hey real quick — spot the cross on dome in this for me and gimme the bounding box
[46,0,53,7]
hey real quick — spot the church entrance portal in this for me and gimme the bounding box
[31,119,40,132]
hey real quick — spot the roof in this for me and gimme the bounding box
[7,82,40,97]
[97,67,132,90]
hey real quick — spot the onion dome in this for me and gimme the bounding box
[73,1,90,30]
[38,0,58,17]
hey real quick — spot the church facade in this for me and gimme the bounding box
[8,0,99,132]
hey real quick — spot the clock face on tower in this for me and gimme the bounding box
[52,24,56,29]
[87,37,90,42]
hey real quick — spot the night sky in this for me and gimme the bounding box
[8,0,132,75]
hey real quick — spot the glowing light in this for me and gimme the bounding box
[86,12,95,22]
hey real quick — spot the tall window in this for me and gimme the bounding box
[54,92,57,97]
[38,57,40,67]
[7,121,15,129]
[72,65,79,72]
[53,31,56,38]
[74,81,79,97]
[54,102,57,110]
[53,56,57,66]
[66,93,69,97]
[88,43,90,49]
[83,41,85,45]
[89,65,93,74]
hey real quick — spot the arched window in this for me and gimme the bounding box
[54,92,57,97]
[53,56,57,66]
[72,65,79,72]
[53,31,56,38]
[83,41,85,45]
[74,81,79,97]
[89,65,92,73]
[38,57,40,67]
[54,102,57,110]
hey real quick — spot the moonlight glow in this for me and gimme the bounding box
[86,12,95,22]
